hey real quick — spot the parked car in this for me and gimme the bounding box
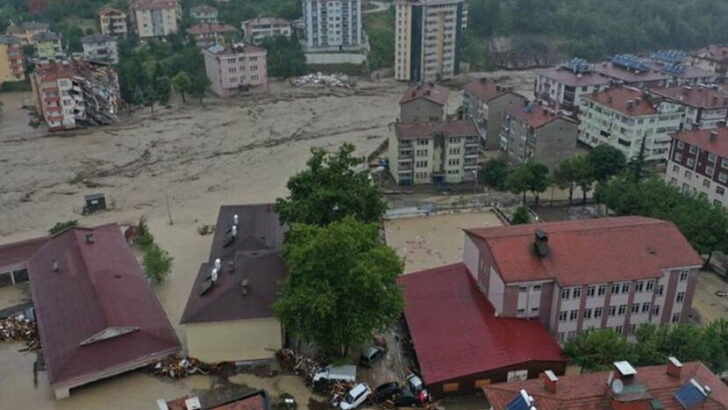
[394,388,418,407]
[312,365,357,393]
[359,345,386,367]
[339,383,371,410]
[404,374,429,404]
[372,381,400,403]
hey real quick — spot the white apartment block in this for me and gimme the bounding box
[81,34,119,64]
[97,8,128,37]
[578,87,682,162]
[666,127,728,208]
[462,217,702,342]
[302,0,362,49]
[533,59,610,115]
[242,17,293,44]
[648,85,728,131]
[395,0,468,83]
[129,0,180,39]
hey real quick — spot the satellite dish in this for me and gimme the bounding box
[611,379,624,395]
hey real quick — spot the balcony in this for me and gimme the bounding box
[464,148,478,157]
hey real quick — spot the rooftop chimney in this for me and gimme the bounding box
[667,357,683,378]
[627,100,635,110]
[426,90,431,96]
[534,229,549,257]
[479,77,487,84]
[52,259,59,272]
[710,130,719,142]
[719,120,727,128]
[544,370,558,393]
[85,233,94,244]
[613,361,637,381]
[241,279,250,296]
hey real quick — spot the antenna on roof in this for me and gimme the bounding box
[210,268,219,283]
[214,258,221,270]
[233,214,238,225]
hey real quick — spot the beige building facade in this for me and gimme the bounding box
[130,0,180,39]
[0,35,24,84]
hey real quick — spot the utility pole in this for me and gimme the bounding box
[165,191,173,225]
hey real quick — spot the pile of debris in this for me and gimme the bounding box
[149,355,235,379]
[276,348,322,381]
[0,314,39,349]
[293,72,352,88]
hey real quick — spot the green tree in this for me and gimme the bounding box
[510,205,531,225]
[143,243,172,285]
[363,8,395,71]
[274,217,404,357]
[49,219,78,235]
[588,145,627,182]
[134,216,155,250]
[479,157,509,189]
[627,135,649,182]
[563,328,636,372]
[506,161,550,206]
[190,74,210,104]
[172,71,192,103]
[154,75,172,106]
[554,155,595,205]
[259,35,307,78]
[275,144,387,226]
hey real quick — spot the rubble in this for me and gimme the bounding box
[148,355,236,379]
[293,72,353,88]
[0,314,40,350]
[275,348,322,381]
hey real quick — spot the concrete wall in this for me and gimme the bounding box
[532,119,578,170]
[304,51,367,65]
[463,234,479,279]
[400,98,444,123]
[185,317,282,362]
[485,94,524,150]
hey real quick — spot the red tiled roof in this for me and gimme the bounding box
[400,83,449,106]
[465,216,702,286]
[672,127,728,159]
[484,361,728,409]
[398,264,565,386]
[209,390,270,410]
[26,224,180,389]
[506,105,577,129]
[180,205,287,324]
[186,23,237,35]
[395,119,477,141]
[594,62,669,84]
[463,78,524,102]
[649,85,728,109]
[696,45,728,64]
[532,67,611,87]
[0,236,48,273]
[130,0,178,11]
[586,87,658,117]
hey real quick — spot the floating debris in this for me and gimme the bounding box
[0,314,40,350]
[294,72,353,88]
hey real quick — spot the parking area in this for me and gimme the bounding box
[692,271,728,325]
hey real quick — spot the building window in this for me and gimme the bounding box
[632,304,640,314]
[707,165,715,176]
[621,282,630,293]
[675,152,683,162]
[679,270,689,281]
[721,173,728,184]
[518,286,527,293]
[677,292,686,303]
[677,141,684,149]
[572,287,581,299]
[594,307,603,318]
[642,302,651,313]
[689,146,698,154]
[657,285,664,296]
[722,158,728,168]
[584,308,592,319]
[635,281,644,292]
[586,286,595,297]
[687,158,695,167]
[629,324,637,334]
[615,325,623,335]
[559,311,568,321]
[561,288,570,299]
[671,313,681,323]
[598,284,606,296]
[570,310,578,321]
[717,186,725,196]
[685,170,692,179]
[618,304,627,315]
[704,179,711,188]
[611,283,620,295]
[608,306,617,316]
[672,165,679,173]
[708,153,717,162]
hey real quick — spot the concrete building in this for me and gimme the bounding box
[33,31,63,63]
[693,45,728,79]
[389,119,479,185]
[203,43,267,97]
[129,0,180,39]
[97,7,128,37]
[648,85,728,131]
[399,264,566,396]
[666,127,728,208]
[81,33,119,64]
[594,54,716,88]
[5,21,49,45]
[394,0,468,83]
[578,87,683,162]
[180,205,287,363]
[190,5,218,23]
[463,217,703,343]
[500,104,578,170]
[186,23,238,48]
[242,17,293,44]
[31,60,120,131]
[484,359,728,409]
[302,0,362,49]
[533,59,611,116]
[463,78,527,150]
[0,35,25,85]
[399,82,448,122]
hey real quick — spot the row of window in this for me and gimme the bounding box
[559,292,686,323]
[561,273,688,301]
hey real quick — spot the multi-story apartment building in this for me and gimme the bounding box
[97,7,128,37]
[500,104,578,170]
[389,119,479,185]
[0,35,25,84]
[302,0,362,49]
[81,34,119,65]
[399,82,448,123]
[533,59,610,116]
[6,21,49,45]
[648,85,728,131]
[394,0,468,83]
[203,43,268,97]
[242,17,293,44]
[33,32,63,63]
[578,87,683,162]
[31,60,120,131]
[666,127,728,207]
[693,45,728,79]
[190,5,218,23]
[594,54,716,88]
[129,0,180,39]
[462,216,702,342]
[186,23,238,48]
[463,78,526,150]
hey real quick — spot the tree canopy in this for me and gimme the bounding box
[274,217,405,357]
[506,161,551,206]
[479,157,509,190]
[588,145,627,183]
[259,35,307,79]
[553,155,594,205]
[274,144,387,226]
[510,205,532,225]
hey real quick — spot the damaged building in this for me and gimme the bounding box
[31,59,120,131]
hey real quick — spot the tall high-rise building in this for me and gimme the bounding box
[395,0,468,83]
[302,0,362,50]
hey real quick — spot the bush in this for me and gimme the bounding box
[510,205,531,225]
[143,243,172,285]
[49,220,79,235]
[134,216,155,250]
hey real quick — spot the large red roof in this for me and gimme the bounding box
[532,67,611,87]
[696,45,728,64]
[649,85,728,109]
[586,87,658,116]
[484,361,728,409]
[506,105,577,129]
[26,224,180,389]
[463,78,524,102]
[465,216,702,286]
[398,263,565,386]
[400,83,449,106]
[672,127,728,159]
[0,236,47,273]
